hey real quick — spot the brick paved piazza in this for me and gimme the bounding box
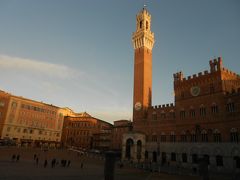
[0,147,230,180]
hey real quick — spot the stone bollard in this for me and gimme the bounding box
[104,151,116,180]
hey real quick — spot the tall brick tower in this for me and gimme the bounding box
[132,8,155,121]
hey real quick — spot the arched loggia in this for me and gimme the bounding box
[125,138,134,160]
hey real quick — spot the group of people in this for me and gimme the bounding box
[11,151,85,169]
[33,153,74,168]
[11,154,20,162]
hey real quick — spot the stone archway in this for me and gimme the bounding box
[145,150,149,160]
[125,138,134,160]
[153,151,157,162]
[137,140,142,161]
[122,132,146,162]
[161,152,167,165]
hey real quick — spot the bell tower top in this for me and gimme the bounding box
[132,8,155,50]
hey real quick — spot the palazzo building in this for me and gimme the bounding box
[122,8,240,173]
[0,90,67,147]
[61,112,113,150]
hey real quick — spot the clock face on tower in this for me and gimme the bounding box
[134,102,142,111]
[190,86,200,96]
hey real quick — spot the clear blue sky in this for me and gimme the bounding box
[0,0,239,123]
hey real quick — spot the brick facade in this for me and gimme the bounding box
[122,8,240,173]
[61,112,113,150]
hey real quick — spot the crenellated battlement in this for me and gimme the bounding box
[174,69,210,83]
[173,56,240,84]
[151,103,175,110]
[222,67,240,78]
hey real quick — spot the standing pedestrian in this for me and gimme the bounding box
[11,154,16,162]
[51,158,56,168]
[67,160,71,167]
[36,157,39,166]
[16,154,20,162]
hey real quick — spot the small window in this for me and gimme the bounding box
[160,112,166,118]
[152,112,157,120]
[192,154,198,164]
[0,101,5,107]
[11,102,17,108]
[171,153,176,161]
[182,153,187,163]
[7,127,11,132]
[146,21,149,30]
[216,155,223,166]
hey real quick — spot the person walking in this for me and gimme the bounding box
[33,154,37,160]
[44,159,48,168]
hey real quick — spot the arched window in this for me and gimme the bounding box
[189,107,195,117]
[140,20,143,29]
[137,140,142,160]
[180,109,186,119]
[200,104,206,116]
[170,131,176,142]
[211,103,219,114]
[146,21,149,30]
[190,131,197,142]
[152,112,157,120]
[160,110,166,118]
[169,110,175,118]
[152,134,157,142]
[227,99,235,112]
[181,131,187,142]
[161,132,166,142]
[230,128,239,143]
[201,130,208,142]
[213,129,221,142]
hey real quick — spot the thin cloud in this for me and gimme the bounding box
[0,54,79,79]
